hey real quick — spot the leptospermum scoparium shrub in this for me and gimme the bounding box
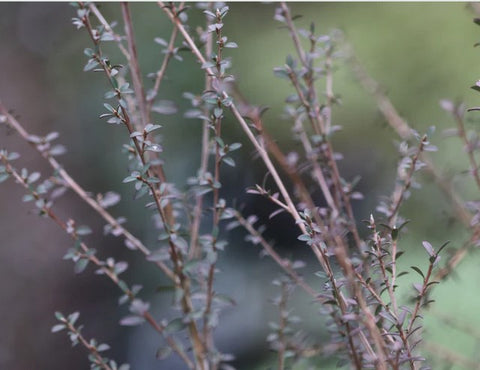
[1,2,480,369]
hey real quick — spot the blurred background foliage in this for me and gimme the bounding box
[1,2,480,369]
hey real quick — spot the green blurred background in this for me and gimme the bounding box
[1,2,480,369]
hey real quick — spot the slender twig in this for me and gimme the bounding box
[347,48,480,284]
[388,137,426,228]
[189,3,214,259]
[234,212,318,298]
[159,5,389,366]
[0,102,175,281]
[147,25,179,109]
[80,6,207,366]
[280,2,363,252]
[276,282,289,370]
[88,3,130,60]
[0,154,194,369]
[121,3,148,130]
[61,320,114,370]
[454,110,480,190]
[202,11,226,366]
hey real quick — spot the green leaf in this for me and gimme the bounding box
[69,312,80,325]
[145,124,162,133]
[165,318,186,333]
[51,324,66,333]
[76,225,92,236]
[156,346,172,360]
[225,42,238,48]
[84,48,94,57]
[74,258,89,274]
[410,266,425,279]
[84,58,99,71]
[297,234,311,242]
[222,157,235,167]
[104,103,115,113]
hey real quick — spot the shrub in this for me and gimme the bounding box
[1,2,480,369]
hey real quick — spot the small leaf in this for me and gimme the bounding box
[144,124,162,133]
[0,173,9,183]
[422,241,435,257]
[222,157,235,167]
[74,258,89,274]
[120,316,145,326]
[84,58,99,72]
[76,225,92,236]
[410,266,425,279]
[104,103,115,113]
[165,318,186,333]
[97,343,110,352]
[156,346,172,360]
[51,324,66,333]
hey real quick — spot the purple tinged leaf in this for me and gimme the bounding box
[50,145,67,156]
[114,262,128,275]
[120,316,145,327]
[129,299,150,315]
[99,191,121,208]
[291,260,306,269]
[413,282,423,293]
[154,37,168,46]
[45,132,59,142]
[422,241,435,257]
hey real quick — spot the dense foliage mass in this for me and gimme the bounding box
[1,2,480,369]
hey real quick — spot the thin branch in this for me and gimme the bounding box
[347,46,480,283]
[0,155,194,368]
[159,5,389,366]
[88,3,130,60]
[0,102,175,281]
[280,2,363,252]
[387,137,426,228]
[121,2,149,130]
[62,320,114,370]
[454,109,480,190]
[146,25,179,109]
[189,3,214,259]
[234,211,318,298]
